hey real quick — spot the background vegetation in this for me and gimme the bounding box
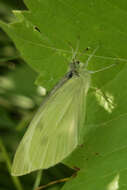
[0,0,127,190]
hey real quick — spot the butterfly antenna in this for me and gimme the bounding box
[67,37,80,63]
[85,46,99,68]
[72,36,80,61]
[89,63,116,74]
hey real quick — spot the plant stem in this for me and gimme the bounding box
[33,170,42,190]
[0,138,24,190]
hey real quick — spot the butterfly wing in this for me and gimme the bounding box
[11,73,90,176]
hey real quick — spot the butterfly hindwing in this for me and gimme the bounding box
[11,72,90,176]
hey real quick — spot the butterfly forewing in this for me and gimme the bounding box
[11,72,90,176]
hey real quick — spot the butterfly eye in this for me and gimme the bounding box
[68,71,73,78]
[76,61,80,64]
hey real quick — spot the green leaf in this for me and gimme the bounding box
[1,0,127,89]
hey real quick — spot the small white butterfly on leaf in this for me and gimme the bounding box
[11,46,115,176]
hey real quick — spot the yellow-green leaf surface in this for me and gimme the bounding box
[1,0,127,189]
